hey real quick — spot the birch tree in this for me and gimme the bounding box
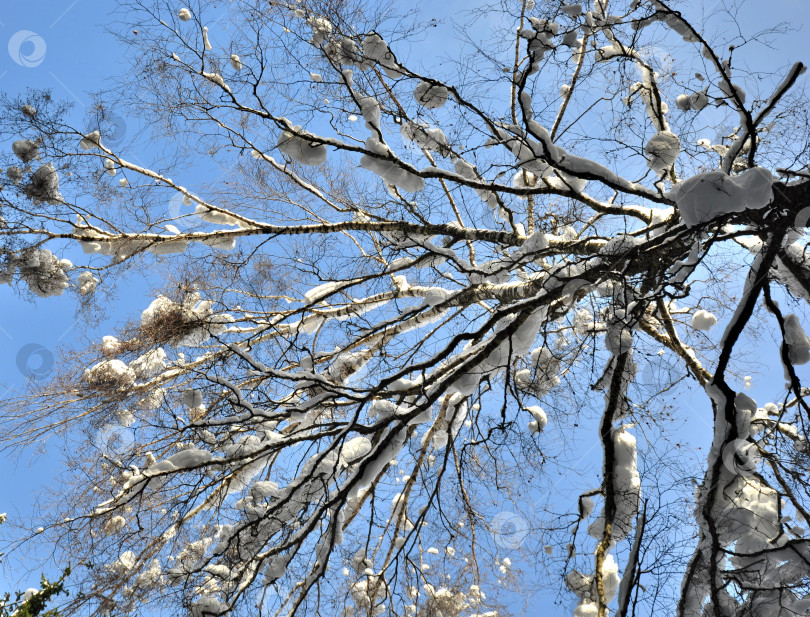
[1,1,809,616]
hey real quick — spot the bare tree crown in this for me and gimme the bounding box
[1,1,809,616]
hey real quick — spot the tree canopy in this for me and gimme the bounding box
[1,1,810,616]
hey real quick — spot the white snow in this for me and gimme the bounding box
[675,90,709,112]
[141,296,173,327]
[519,230,549,254]
[414,81,449,109]
[601,554,620,602]
[359,96,381,131]
[195,204,241,226]
[340,436,372,465]
[401,122,448,154]
[25,163,63,205]
[277,127,327,166]
[362,33,403,78]
[101,336,120,356]
[147,448,212,474]
[691,309,717,331]
[645,131,681,173]
[140,294,232,346]
[600,234,639,256]
[110,551,137,574]
[202,72,228,91]
[178,8,192,21]
[784,314,810,365]
[6,166,23,184]
[130,348,167,378]
[102,514,126,535]
[137,388,166,410]
[6,248,71,297]
[305,281,340,303]
[78,271,99,295]
[588,426,640,541]
[306,15,333,46]
[84,359,136,389]
[526,406,547,433]
[12,139,39,163]
[80,131,101,150]
[669,167,775,227]
[190,598,228,617]
[148,238,189,255]
[250,480,279,499]
[360,137,425,192]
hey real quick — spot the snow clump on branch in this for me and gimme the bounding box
[783,314,810,365]
[12,139,40,163]
[675,90,710,112]
[588,426,641,542]
[83,359,136,390]
[24,163,63,205]
[140,294,235,347]
[413,81,449,109]
[645,131,681,173]
[669,167,775,227]
[77,271,99,295]
[400,122,449,155]
[6,166,23,184]
[1,248,71,297]
[79,131,102,150]
[360,138,425,192]
[691,309,717,331]
[276,127,327,166]
[362,33,403,78]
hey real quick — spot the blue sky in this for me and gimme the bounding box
[1,0,810,611]
[0,0,147,596]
